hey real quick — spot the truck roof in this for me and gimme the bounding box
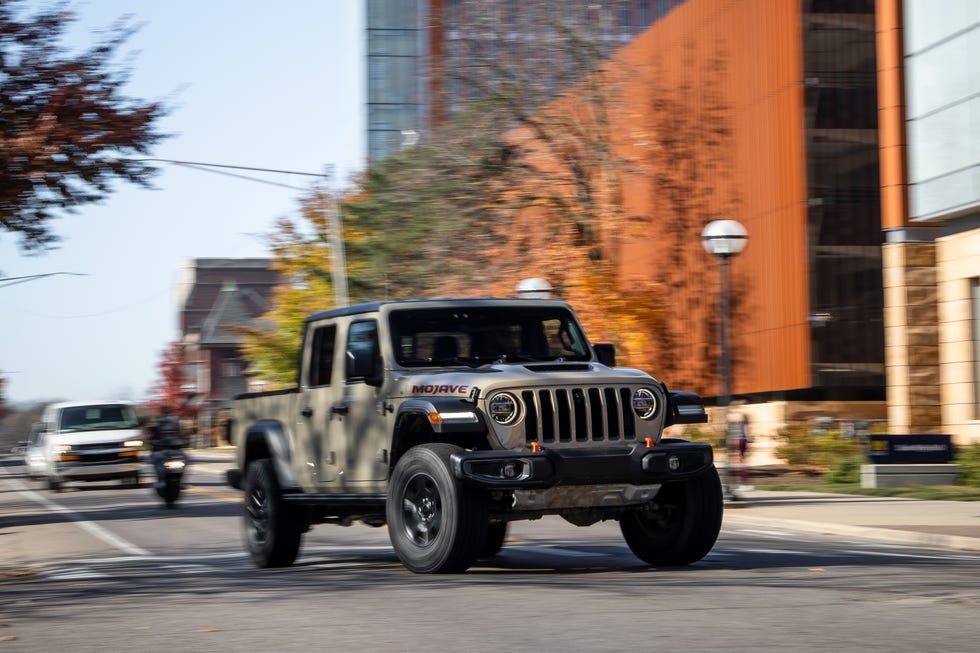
[304,297,572,324]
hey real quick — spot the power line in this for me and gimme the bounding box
[132,158,332,178]
[0,272,87,289]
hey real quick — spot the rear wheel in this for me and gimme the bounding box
[620,466,723,566]
[47,476,62,493]
[386,443,487,573]
[243,459,303,567]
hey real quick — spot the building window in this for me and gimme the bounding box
[222,360,241,378]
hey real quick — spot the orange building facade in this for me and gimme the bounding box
[605,1,883,412]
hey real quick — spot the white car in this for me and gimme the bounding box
[26,401,145,492]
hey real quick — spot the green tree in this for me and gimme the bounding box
[235,190,339,388]
[0,0,169,251]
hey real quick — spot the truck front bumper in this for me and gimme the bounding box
[451,441,714,489]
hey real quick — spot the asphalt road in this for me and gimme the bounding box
[2,454,980,652]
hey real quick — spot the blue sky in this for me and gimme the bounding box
[1,0,365,405]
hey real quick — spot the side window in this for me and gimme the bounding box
[309,324,337,387]
[346,319,380,382]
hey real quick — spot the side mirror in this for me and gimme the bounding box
[665,390,709,426]
[346,349,384,386]
[593,342,616,367]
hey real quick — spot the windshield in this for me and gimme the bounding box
[58,404,139,432]
[389,305,592,367]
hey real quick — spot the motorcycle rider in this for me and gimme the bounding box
[147,405,189,507]
[148,404,186,451]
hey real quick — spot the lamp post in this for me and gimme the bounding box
[701,219,748,502]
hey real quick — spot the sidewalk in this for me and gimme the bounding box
[184,449,980,553]
[723,488,980,553]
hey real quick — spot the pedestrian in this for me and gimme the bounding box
[728,404,752,491]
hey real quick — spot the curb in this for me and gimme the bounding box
[723,511,980,553]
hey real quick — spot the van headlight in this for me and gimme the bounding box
[488,392,521,425]
[632,388,658,420]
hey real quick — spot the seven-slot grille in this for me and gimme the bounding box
[520,386,637,445]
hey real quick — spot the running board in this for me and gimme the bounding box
[282,493,386,510]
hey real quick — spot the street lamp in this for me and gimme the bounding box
[701,219,748,502]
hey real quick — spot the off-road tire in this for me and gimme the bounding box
[243,459,303,568]
[480,521,508,559]
[620,465,723,566]
[386,443,488,573]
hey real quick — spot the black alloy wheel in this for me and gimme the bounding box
[243,459,303,568]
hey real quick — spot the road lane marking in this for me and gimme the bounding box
[41,567,108,581]
[0,470,151,557]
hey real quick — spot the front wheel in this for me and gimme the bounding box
[243,459,303,568]
[162,477,181,508]
[386,443,487,573]
[620,465,723,566]
[479,521,508,559]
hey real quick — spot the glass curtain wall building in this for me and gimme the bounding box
[803,1,884,395]
[366,0,685,163]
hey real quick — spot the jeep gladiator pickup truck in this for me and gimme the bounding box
[227,298,720,573]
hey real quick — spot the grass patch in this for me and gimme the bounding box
[760,482,980,501]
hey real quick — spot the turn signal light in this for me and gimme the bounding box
[645,437,654,448]
[530,441,540,453]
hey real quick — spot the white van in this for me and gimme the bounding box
[26,401,145,491]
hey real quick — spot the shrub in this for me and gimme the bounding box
[955,443,980,488]
[825,455,864,483]
[774,427,865,469]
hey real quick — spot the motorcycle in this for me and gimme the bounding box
[149,417,189,508]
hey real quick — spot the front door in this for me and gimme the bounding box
[338,319,390,486]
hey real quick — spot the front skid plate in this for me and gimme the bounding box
[512,483,662,511]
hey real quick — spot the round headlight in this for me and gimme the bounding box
[632,388,658,419]
[488,392,520,425]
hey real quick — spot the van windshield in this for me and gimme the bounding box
[389,305,592,367]
[58,405,139,432]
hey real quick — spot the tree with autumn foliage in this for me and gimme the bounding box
[146,341,196,420]
[0,0,169,252]
[0,375,8,420]
[234,189,341,389]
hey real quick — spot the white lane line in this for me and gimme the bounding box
[740,547,852,558]
[41,567,109,581]
[159,564,215,574]
[841,548,980,562]
[0,470,151,557]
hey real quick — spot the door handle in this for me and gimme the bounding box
[301,407,313,418]
[331,404,349,416]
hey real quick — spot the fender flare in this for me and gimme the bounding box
[395,398,487,435]
[243,420,300,489]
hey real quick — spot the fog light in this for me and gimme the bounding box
[501,462,519,479]
[667,455,681,472]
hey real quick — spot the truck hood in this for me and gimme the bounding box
[388,362,658,400]
[48,428,143,447]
